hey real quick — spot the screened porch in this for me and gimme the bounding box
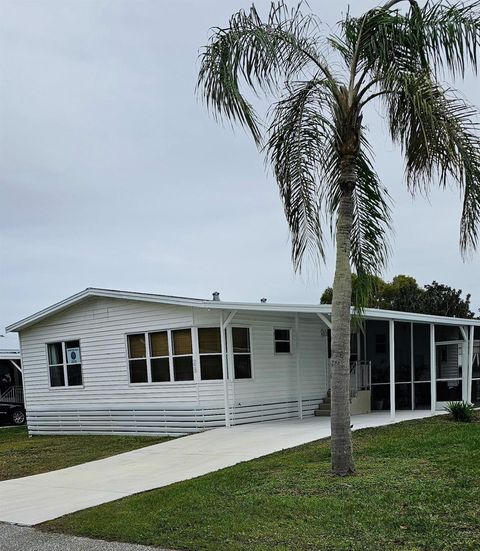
[347,319,480,415]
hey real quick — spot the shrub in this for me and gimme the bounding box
[445,401,475,422]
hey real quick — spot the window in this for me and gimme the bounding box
[274,329,291,354]
[47,340,83,387]
[128,329,194,384]
[128,333,148,383]
[172,329,194,381]
[232,327,252,379]
[198,327,223,380]
[150,331,170,382]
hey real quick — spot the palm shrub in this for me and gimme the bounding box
[446,401,476,422]
[197,0,480,475]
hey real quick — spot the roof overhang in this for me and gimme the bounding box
[0,349,21,360]
[6,287,480,333]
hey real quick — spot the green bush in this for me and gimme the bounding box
[445,401,475,422]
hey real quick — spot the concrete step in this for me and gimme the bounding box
[316,402,331,411]
[314,409,331,416]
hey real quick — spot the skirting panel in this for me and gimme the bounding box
[26,398,319,436]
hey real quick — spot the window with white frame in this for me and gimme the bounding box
[198,327,223,380]
[232,327,252,379]
[171,329,194,381]
[127,329,194,384]
[274,329,291,353]
[127,333,148,383]
[47,340,83,387]
[150,331,170,382]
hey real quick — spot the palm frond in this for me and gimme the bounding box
[413,0,480,78]
[339,1,480,92]
[197,1,331,145]
[383,72,480,254]
[265,78,333,270]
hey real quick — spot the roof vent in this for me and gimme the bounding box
[212,291,220,301]
[260,298,267,303]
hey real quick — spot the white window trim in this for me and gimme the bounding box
[45,339,84,389]
[125,325,254,384]
[273,327,292,355]
[170,328,196,382]
[228,325,254,381]
[126,326,228,385]
[149,331,171,383]
[197,327,223,381]
[126,328,196,385]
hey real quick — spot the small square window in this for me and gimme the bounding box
[200,355,223,380]
[234,354,252,379]
[128,334,146,359]
[151,358,170,382]
[232,327,250,353]
[49,365,65,387]
[129,359,148,383]
[173,356,194,381]
[274,329,291,353]
[150,331,169,357]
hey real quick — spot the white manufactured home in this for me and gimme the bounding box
[6,288,480,436]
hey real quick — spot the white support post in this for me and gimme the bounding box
[430,324,436,413]
[295,313,303,419]
[462,326,469,402]
[410,322,415,411]
[468,325,475,404]
[220,311,231,428]
[389,320,395,420]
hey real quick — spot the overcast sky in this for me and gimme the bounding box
[1,0,480,348]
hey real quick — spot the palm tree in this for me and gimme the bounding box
[197,0,480,475]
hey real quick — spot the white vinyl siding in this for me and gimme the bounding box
[19,296,328,435]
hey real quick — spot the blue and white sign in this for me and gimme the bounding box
[66,347,81,364]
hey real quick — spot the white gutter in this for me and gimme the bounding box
[7,287,480,333]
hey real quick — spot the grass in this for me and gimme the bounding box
[41,415,480,551]
[0,427,169,481]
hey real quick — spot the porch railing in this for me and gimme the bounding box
[327,360,371,398]
[0,385,24,404]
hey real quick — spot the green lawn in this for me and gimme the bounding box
[0,427,169,481]
[42,415,480,551]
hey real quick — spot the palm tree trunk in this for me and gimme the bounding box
[330,154,356,476]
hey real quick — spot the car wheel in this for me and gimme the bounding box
[11,409,25,425]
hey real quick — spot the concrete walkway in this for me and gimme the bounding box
[0,522,172,551]
[0,410,433,525]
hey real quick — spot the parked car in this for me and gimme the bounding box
[0,401,26,425]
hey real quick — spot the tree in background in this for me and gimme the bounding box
[321,275,475,318]
[422,281,474,318]
[198,1,480,475]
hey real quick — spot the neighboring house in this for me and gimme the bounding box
[0,349,23,404]
[5,287,480,436]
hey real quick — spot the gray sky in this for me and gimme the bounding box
[1,0,480,349]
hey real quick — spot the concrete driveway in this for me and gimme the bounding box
[0,410,432,525]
